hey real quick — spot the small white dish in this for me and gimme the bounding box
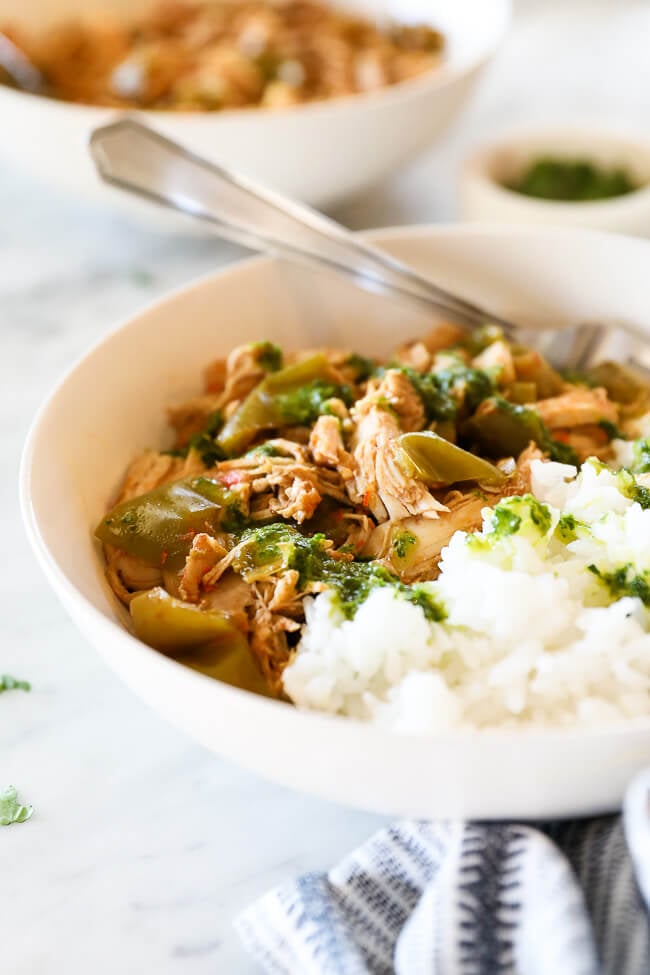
[0,0,509,218]
[20,224,650,821]
[460,128,650,236]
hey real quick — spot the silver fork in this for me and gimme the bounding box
[89,117,648,375]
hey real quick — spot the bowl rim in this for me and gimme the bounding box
[20,220,650,748]
[461,125,650,213]
[0,0,511,122]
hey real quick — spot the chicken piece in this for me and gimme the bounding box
[348,375,443,521]
[106,550,163,605]
[375,437,448,522]
[553,425,611,464]
[363,446,542,581]
[167,393,222,447]
[421,322,467,354]
[379,368,426,432]
[309,414,354,475]
[199,571,253,631]
[268,474,322,524]
[204,357,227,394]
[220,342,268,407]
[179,533,228,603]
[363,492,486,582]
[392,340,432,373]
[116,450,181,503]
[268,569,302,614]
[534,386,618,429]
[473,339,515,386]
[247,582,299,691]
[509,443,545,493]
[512,348,565,399]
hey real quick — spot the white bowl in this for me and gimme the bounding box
[460,128,650,236]
[0,0,509,217]
[21,224,650,820]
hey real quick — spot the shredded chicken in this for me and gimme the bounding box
[473,339,515,386]
[309,414,354,473]
[204,357,227,394]
[348,374,444,522]
[167,394,222,447]
[115,448,205,504]
[534,386,618,429]
[247,582,298,691]
[364,446,543,581]
[393,340,432,373]
[554,425,612,464]
[219,343,268,408]
[106,550,163,605]
[421,322,467,354]
[199,572,253,631]
[179,533,228,602]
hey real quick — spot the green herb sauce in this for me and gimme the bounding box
[392,529,417,560]
[253,341,283,372]
[275,379,353,425]
[233,523,446,621]
[588,563,650,606]
[508,158,638,202]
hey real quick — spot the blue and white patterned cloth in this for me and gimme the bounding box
[236,770,650,974]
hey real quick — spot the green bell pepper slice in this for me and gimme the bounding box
[95,476,238,568]
[130,588,270,695]
[397,431,505,486]
[217,354,334,454]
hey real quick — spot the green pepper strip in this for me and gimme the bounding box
[217,354,335,454]
[396,431,505,486]
[95,476,239,568]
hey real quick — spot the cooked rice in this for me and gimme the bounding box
[283,457,650,731]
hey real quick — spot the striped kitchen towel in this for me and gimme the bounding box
[236,770,650,974]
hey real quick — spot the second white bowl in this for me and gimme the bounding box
[0,0,509,218]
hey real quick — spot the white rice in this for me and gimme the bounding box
[282,454,650,731]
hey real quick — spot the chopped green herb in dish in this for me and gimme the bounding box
[507,157,638,202]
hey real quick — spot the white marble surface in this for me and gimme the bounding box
[5,1,650,971]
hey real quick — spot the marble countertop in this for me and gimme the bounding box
[5,1,650,970]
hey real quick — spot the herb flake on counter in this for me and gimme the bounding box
[0,786,33,826]
[0,675,30,693]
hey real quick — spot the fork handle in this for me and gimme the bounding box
[90,119,514,333]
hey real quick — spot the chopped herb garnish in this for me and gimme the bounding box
[232,522,445,620]
[0,675,30,693]
[253,341,283,372]
[508,158,638,202]
[491,506,522,538]
[598,419,626,442]
[394,364,496,424]
[461,323,503,357]
[489,495,552,539]
[0,786,33,826]
[588,563,650,606]
[617,469,650,509]
[556,514,581,544]
[392,530,417,560]
[275,380,353,426]
[245,443,281,458]
[165,410,226,466]
[344,353,377,381]
[630,439,650,474]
